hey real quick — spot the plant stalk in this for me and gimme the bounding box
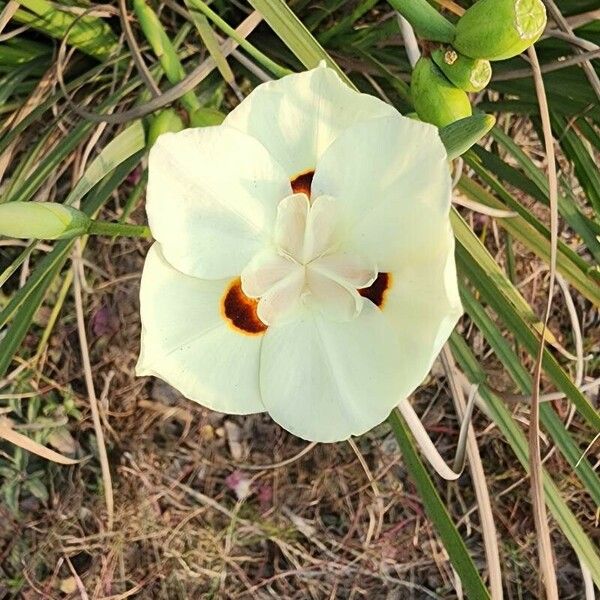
[87,221,151,238]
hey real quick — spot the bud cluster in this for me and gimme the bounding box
[394,0,547,127]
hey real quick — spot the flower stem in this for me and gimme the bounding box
[87,220,151,238]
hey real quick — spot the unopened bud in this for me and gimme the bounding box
[432,47,492,92]
[454,0,546,61]
[147,109,185,148]
[0,202,90,239]
[411,57,472,128]
[190,107,226,128]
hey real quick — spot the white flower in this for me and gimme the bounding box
[136,65,462,443]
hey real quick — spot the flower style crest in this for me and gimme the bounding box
[137,65,462,442]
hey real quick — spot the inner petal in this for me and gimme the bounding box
[274,193,309,261]
[257,267,306,325]
[310,251,377,290]
[303,195,341,262]
[305,268,363,322]
[241,249,298,298]
[240,191,383,326]
[273,193,342,264]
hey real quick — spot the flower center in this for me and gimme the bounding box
[240,193,380,326]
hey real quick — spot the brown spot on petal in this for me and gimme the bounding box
[221,278,267,335]
[359,273,392,308]
[290,169,314,200]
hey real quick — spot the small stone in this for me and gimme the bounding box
[59,577,78,594]
[224,420,243,460]
[200,424,214,441]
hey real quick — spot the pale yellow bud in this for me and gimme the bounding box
[0,202,90,239]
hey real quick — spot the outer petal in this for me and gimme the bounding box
[147,126,291,280]
[224,66,398,177]
[136,244,265,414]
[311,115,451,271]
[383,227,463,395]
[259,302,403,442]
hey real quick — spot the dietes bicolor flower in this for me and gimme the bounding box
[136,65,462,443]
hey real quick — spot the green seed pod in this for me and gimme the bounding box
[431,47,492,93]
[411,57,472,128]
[454,0,546,61]
[0,202,90,240]
[189,107,226,128]
[147,109,185,148]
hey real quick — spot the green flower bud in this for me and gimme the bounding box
[431,47,492,93]
[147,109,185,148]
[411,57,472,128]
[454,0,546,61]
[0,202,90,240]
[189,107,226,128]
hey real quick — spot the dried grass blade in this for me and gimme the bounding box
[0,422,81,465]
[544,0,600,100]
[72,254,114,528]
[527,45,560,600]
[396,397,461,481]
[0,0,20,36]
[441,347,504,599]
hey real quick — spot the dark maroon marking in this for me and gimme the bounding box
[221,278,267,335]
[359,273,392,308]
[290,170,315,199]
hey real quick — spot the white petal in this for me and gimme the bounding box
[311,115,451,271]
[224,66,398,177]
[383,227,463,396]
[310,251,377,289]
[259,302,403,442]
[241,249,297,298]
[136,244,265,414]
[303,195,341,262]
[147,126,291,279]
[274,193,309,261]
[305,268,362,321]
[256,267,306,325]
